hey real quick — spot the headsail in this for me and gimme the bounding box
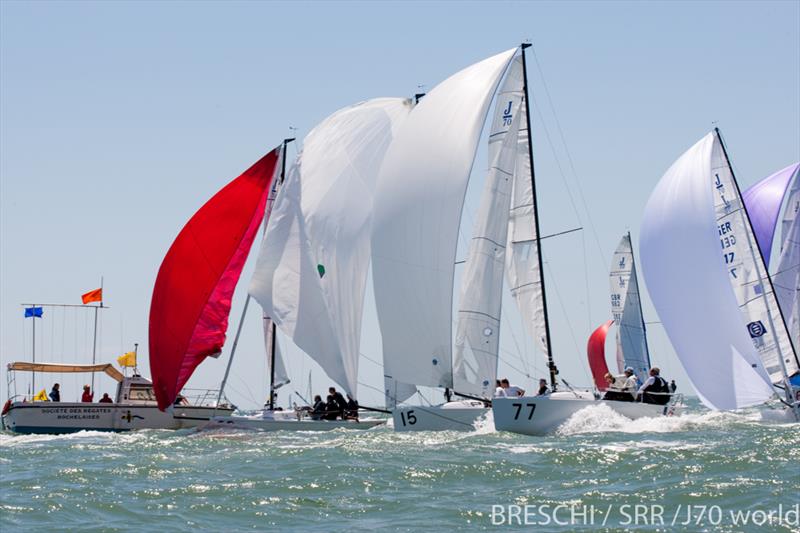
[452,91,523,397]
[149,148,280,410]
[609,233,650,383]
[741,162,800,265]
[640,132,774,410]
[587,320,613,391]
[250,98,411,396]
[371,48,517,389]
[503,60,549,370]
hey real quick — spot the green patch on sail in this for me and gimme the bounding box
[317,264,326,278]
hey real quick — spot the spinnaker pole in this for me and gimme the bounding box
[520,43,558,391]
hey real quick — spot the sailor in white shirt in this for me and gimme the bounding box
[501,378,525,397]
[493,380,507,398]
[620,367,638,396]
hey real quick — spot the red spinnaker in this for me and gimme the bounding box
[149,148,280,410]
[587,320,613,391]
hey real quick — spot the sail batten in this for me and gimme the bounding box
[149,148,280,411]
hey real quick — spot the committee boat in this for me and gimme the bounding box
[1,362,232,434]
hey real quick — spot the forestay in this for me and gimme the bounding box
[640,132,774,410]
[452,93,523,397]
[609,234,650,383]
[250,98,412,396]
[371,48,517,389]
[505,60,548,361]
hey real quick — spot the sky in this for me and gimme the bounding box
[1,1,798,409]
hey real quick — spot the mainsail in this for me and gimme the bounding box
[371,48,517,389]
[452,95,522,397]
[640,132,783,410]
[149,148,280,410]
[587,320,613,391]
[249,98,411,396]
[609,233,650,383]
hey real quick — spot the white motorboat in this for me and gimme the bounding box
[2,362,233,434]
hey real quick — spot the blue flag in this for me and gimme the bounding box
[24,307,43,318]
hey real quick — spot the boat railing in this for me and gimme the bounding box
[179,387,231,408]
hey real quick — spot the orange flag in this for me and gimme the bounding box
[81,288,103,304]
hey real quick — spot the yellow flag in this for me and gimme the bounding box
[33,389,49,402]
[117,351,136,367]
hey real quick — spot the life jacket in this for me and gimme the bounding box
[643,376,670,404]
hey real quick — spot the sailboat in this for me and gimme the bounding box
[207,97,414,431]
[639,130,799,420]
[148,146,285,418]
[587,233,653,390]
[371,47,527,431]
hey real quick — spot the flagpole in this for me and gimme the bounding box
[32,305,36,395]
[91,277,102,393]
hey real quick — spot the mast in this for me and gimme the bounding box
[715,128,799,413]
[520,43,558,390]
[266,137,295,411]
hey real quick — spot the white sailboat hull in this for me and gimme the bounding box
[203,410,385,432]
[1,402,233,434]
[392,400,489,432]
[492,394,677,436]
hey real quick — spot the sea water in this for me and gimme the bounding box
[2,399,798,532]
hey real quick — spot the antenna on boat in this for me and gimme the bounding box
[520,42,558,391]
[715,128,799,417]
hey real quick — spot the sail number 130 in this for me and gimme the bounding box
[512,402,537,420]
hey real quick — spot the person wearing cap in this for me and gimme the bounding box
[81,385,94,403]
[620,367,639,399]
[637,367,671,405]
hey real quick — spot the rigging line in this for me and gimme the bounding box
[359,351,383,367]
[530,45,609,272]
[543,250,592,385]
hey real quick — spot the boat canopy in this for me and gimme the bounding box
[7,362,124,382]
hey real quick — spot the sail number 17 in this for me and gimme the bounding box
[512,402,536,420]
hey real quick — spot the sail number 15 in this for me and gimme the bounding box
[512,403,537,420]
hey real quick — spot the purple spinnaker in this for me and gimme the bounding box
[742,162,800,267]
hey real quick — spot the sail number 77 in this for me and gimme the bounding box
[512,403,536,420]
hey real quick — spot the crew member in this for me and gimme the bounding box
[49,383,60,402]
[98,393,113,403]
[81,385,94,403]
[344,393,359,421]
[501,378,525,397]
[536,379,549,396]
[638,367,671,405]
[310,395,326,420]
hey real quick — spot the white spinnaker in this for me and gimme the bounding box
[711,134,799,384]
[640,132,774,410]
[371,48,517,389]
[609,234,651,383]
[263,319,289,389]
[453,99,523,397]
[505,67,548,360]
[250,98,412,396]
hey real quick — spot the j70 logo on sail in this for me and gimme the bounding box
[502,101,514,126]
[747,321,766,338]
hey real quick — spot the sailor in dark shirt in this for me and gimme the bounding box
[327,387,347,420]
[49,383,60,402]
